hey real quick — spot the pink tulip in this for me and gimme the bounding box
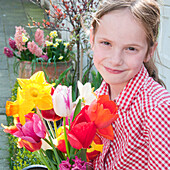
[35,28,44,46]
[9,38,17,50]
[3,113,46,152]
[4,47,13,58]
[27,41,42,57]
[53,85,73,117]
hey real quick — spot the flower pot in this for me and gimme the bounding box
[19,60,72,81]
[22,164,48,170]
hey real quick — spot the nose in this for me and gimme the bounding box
[109,48,123,66]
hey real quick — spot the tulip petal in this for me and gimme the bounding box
[97,125,114,140]
[68,121,96,149]
[33,114,46,139]
[41,109,62,121]
[2,124,18,134]
[67,130,83,149]
[86,135,103,161]
[54,134,67,153]
[18,139,42,152]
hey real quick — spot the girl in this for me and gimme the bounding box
[90,0,170,169]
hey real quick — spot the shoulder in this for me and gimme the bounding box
[141,77,170,128]
[142,77,170,107]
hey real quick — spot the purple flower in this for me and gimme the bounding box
[72,156,87,170]
[9,38,17,50]
[4,47,14,58]
[39,55,49,61]
[59,158,71,170]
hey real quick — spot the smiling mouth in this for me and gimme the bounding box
[104,66,124,74]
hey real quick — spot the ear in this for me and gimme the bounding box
[144,42,158,62]
[90,27,94,49]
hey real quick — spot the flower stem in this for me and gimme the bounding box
[47,121,55,139]
[49,135,60,168]
[54,120,58,138]
[63,117,70,158]
[68,118,71,130]
[35,150,52,170]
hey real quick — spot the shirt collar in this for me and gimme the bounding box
[96,65,149,111]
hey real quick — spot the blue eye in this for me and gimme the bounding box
[127,47,136,51]
[102,41,110,46]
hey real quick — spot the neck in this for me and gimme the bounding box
[109,83,126,100]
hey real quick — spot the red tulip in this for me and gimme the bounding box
[67,106,96,149]
[86,135,103,161]
[86,95,119,140]
[54,126,67,153]
[18,139,42,152]
[41,108,62,121]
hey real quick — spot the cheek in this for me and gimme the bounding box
[125,55,145,69]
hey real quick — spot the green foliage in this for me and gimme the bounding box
[7,81,42,170]
[8,134,42,170]
[91,70,103,90]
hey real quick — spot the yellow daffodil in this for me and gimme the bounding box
[45,41,53,46]
[49,30,58,38]
[55,39,62,42]
[22,33,28,42]
[64,42,69,47]
[53,42,59,47]
[17,71,54,124]
[58,56,63,60]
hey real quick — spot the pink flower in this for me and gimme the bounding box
[59,158,71,170]
[53,85,73,117]
[35,28,44,46]
[9,38,17,50]
[27,41,42,57]
[39,55,48,61]
[3,113,46,152]
[72,156,87,170]
[14,26,28,52]
[4,47,13,58]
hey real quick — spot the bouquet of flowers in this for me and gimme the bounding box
[3,26,73,63]
[2,71,118,169]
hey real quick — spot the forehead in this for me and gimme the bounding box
[95,9,147,44]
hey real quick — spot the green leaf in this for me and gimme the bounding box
[76,149,87,162]
[72,99,81,121]
[46,150,58,165]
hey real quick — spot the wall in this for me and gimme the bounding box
[157,0,170,91]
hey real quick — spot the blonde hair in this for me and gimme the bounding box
[91,0,165,87]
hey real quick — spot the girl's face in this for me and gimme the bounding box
[91,9,156,91]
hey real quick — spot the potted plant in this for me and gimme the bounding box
[4,26,74,80]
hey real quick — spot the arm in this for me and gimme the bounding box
[147,102,170,169]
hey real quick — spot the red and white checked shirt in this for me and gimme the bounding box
[93,65,170,170]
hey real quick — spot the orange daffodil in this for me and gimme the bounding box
[14,71,53,124]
